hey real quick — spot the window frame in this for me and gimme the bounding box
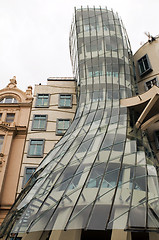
[144,77,159,91]
[22,167,36,188]
[35,94,50,108]
[31,114,48,131]
[138,54,152,77]
[0,97,18,104]
[58,94,73,108]
[5,113,15,123]
[0,135,4,153]
[27,139,45,158]
[56,119,71,136]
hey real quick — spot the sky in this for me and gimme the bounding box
[0,0,158,92]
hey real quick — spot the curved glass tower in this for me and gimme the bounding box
[1,6,159,240]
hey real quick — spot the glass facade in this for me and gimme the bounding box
[0,7,159,239]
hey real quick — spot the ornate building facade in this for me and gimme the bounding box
[0,77,32,225]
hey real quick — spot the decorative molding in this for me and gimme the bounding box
[7,76,17,89]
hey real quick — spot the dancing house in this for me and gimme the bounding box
[1,6,159,240]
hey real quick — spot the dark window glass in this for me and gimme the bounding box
[32,115,47,130]
[81,230,112,240]
[59,94,72,108]
[36,94,49,107]
[145,78,158,90]
[0,113,2,120]
[23,167,36,186]
[0,97,17,103]
[57,119,71,135]
[138,54,152,77]
[0,136,4,152]
[28,139,44,157]
[155,131,159,150]
[6,113,15,123]
[131,232,149,240]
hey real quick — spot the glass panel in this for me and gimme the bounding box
[59,94,72,107]
[36,94,49,106]
[33,115,47,129]
[6,113,15,123]
[0,135,4,152]
[29,140,44,156]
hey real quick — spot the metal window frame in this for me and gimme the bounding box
[56,119,71,136]
[138,54,152,77]
[144,77,159,91]
[22,166,37,188]
[27,139,45,158]
[31,114,48,131]
[58,94,73,108]
[35,94,50,108]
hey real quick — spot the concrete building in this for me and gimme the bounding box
[0,77,32,224]
[17,77,76,193]
[1,7,159,240]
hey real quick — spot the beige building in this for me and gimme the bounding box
[0,77,32,224]
[133,36,159,165]
[17,77,76,193]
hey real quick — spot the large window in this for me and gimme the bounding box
[138,54,152,77]
[23,167,36,187]
[32,115,47,130]
[36,94,50,107]
[6,113,15,123]
[145,78,159,91]
[56,119,71,135]
[59,94,72,108]
[0,97,17,103]
[0,136,4,152]
[28,139,45,157]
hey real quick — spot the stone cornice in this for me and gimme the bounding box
[0,122,27,134]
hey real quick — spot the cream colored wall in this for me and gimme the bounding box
[0,78,32,224]
[134,38,159,163]
[17,79,76,194]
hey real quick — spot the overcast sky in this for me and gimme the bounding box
[0,0,158,92]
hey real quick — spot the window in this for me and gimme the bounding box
[0,97,17,103]
[59,94,72,108]
[56,119,71,135]
[32,115,47,130]
[28,139,45,157]
[6,113,15,123]
[145,78,159,90]
[138,54,152,77]
[88,66,103,77]
[0,113,2,120]
[0,136,4,152]
[155,131,159,150]
[23,167,36,187]
[36,94,50,107]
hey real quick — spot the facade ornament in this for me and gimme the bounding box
[7,76,17,89]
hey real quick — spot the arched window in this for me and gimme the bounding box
[0,97,18,103]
